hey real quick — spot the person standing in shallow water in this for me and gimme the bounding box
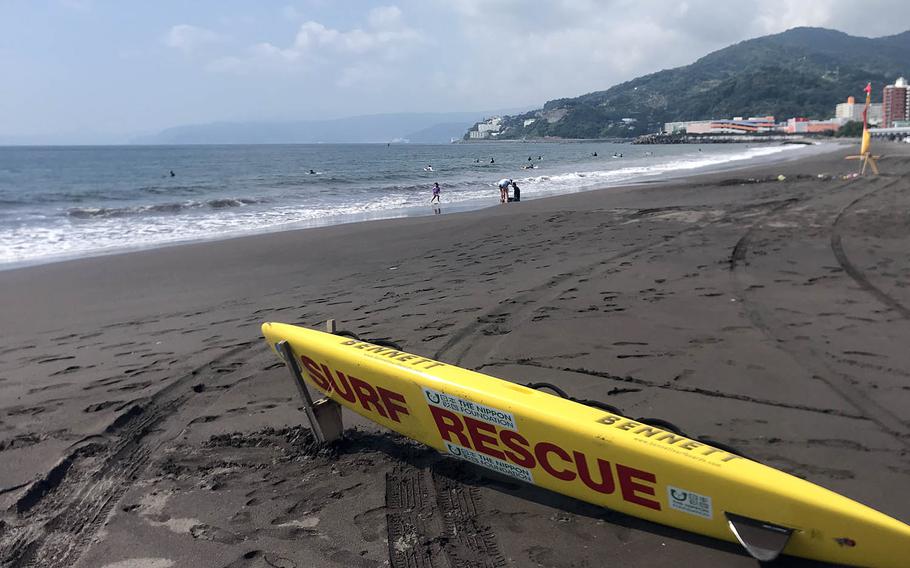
[431,182,441,204]
[497,178,512,203]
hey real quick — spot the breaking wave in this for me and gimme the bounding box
[66,197,264,218]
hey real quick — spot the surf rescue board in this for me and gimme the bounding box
[262,322,910,567]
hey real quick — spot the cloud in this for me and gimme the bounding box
[288,6,420,57]
[209,5,422,76]
[427,0,910,111]
[163,24,221,53]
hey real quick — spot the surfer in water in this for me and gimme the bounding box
[309,169,316,174]
[431,182,441,204]
[169,170,175,177]
[424,164,433,172]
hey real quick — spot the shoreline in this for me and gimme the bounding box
[3,141,909,567]
[1,141,843,273]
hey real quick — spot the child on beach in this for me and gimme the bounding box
[431,182,441,204]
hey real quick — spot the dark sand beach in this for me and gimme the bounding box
[2,142,910,567]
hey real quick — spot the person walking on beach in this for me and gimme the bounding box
[498,178,512,203]
[431,182,441,205]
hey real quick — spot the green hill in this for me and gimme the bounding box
[471,27,910,140]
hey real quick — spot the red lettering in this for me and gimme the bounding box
[429,405,470,447]
[300,356,330,391]
[535,442,576,481]
[616,464,660,511]
[325,366,356,403]
[348,376,388,418]
[500,430,534,468]
[378,387,409,423]
[573,451,615,494]
[464,417,506,460]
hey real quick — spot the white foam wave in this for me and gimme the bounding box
[0,144,808,267]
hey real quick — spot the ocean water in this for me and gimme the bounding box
[0,142,811,268]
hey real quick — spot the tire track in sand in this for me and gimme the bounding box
[730,177,910,445]
[0,343,258,567]
[386,465,506,568]
[436,198,803,369]
[830,181,910,320]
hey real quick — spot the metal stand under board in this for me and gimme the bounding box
[277,320,343,444]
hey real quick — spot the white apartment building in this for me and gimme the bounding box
[835,96,883,125]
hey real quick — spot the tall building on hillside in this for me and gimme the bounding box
[882,77,910,127]
[836,96,882,125]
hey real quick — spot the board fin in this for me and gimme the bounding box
[726,512,794,562]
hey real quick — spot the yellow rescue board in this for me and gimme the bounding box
[261,322,910,567]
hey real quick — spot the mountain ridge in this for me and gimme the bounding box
[133,110,530,145]
[476,27,910,140]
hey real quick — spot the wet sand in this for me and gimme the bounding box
[1,142,910,567]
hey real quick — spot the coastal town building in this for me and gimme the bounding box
[663,117,776,135]
[662,102,875,138]
[882,77,910,128]
[663,120,711,134]
[784,117,840,134]
[836,96,883,125]
[468,116,503,139]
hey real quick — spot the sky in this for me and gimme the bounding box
[2,0,910,143]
